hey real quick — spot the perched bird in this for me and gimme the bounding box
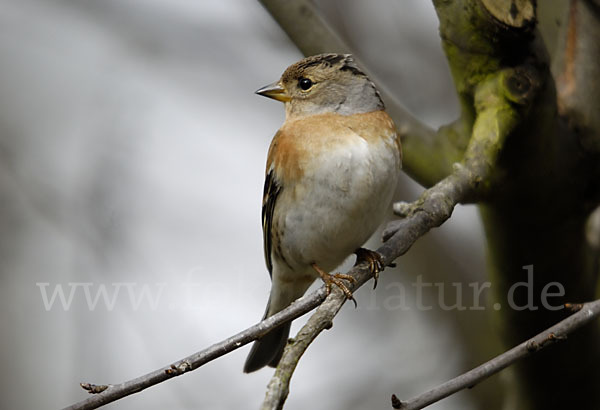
[244,54,402,373]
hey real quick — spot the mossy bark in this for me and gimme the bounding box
[431,0,600,408]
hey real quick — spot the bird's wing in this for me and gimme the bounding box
[262,166,281,277]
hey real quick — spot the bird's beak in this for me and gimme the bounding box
[255,82,290,102]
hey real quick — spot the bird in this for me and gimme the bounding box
[243,53,402,373]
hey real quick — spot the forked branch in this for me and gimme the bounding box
[61,164,477,410]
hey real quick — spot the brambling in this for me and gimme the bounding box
[244,54,402,373]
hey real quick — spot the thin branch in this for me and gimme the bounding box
[62,288,329,410]
[260,164,476,410]
[391,299,600,410]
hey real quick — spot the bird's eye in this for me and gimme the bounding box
[298,77,313,91]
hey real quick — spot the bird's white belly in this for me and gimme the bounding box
[275,136,398,275]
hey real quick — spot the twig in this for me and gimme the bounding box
[260,164,476,410]
[391,299,600,410]
[62,287,329,410]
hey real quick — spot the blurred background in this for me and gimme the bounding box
[0,0,497,409]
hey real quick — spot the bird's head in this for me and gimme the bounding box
[256,53,384,118]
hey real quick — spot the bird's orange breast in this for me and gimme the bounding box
[266,110,400,183]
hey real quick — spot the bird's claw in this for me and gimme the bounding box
[312,263,357,307]
[354,248,385,289]
[325,273,357,307]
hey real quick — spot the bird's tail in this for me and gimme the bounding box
[243,305,290,373]
[243,277,313,373]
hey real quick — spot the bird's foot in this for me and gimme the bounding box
[311,263,357,307]
[354,248,385,289]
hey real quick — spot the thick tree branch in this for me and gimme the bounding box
[391,299,600,410]
[430,2,600,407]
[258,0,459,187]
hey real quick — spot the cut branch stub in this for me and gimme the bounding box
[501,64,540,105]
[457,64,541,197]
[432,0,542,153]
[480,0,536,30]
